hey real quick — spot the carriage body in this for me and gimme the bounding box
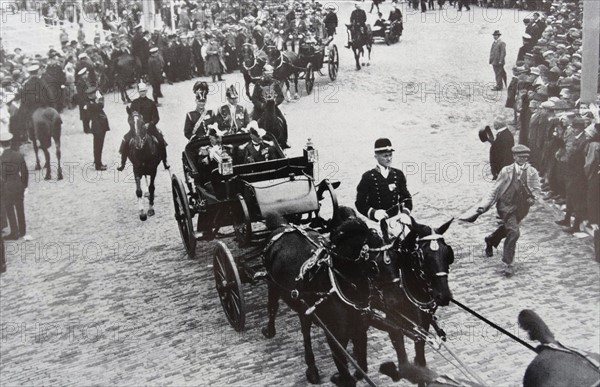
[172,132,338,255]
[371,20,402,45]
[295,39,339,94]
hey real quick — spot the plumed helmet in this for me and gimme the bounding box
[193,81,209,101]
[226,85,238,98]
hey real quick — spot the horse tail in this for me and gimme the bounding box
[518,309,556,345]
[265,212,287,231]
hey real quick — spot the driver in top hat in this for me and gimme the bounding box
[217,85,250,134]
[356,138,413,222]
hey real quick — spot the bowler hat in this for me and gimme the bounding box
[374,138,394,153]
[492,30,501,36]
[478,125,494,143]
[512,144,530,156]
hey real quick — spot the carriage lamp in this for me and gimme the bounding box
[219,152,234,176]
[304,138,318,163]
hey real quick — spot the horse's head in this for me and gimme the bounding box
[264,45,280,65]
[242,43,255,67]
[394,218,455,307]
[126,106,147,149]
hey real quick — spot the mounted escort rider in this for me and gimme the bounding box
[250,64,289,148]
[118,82,169,171]
[346,3,367,49]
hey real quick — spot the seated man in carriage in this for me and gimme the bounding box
[238,121,283,164]
[197,126,235,199]
[346,3,367,48]
[118,82,169,171]
[250,65,289,148]
[216,85,250,135]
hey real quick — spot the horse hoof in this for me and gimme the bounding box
[294,94,299,100]
[379,362,400,382]
[144,192,150,198]
[35,163,41,171]
[306,365,320,384]
[44,173,51,181]
[366,63,371,66]
[139,211,147,221]
[147,208,155,217]
[57,171,64,180]
[261,326,275,339]
[354,369,365,381]
[330,373,355,387]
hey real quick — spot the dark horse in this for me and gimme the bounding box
[519,309,600,387]
[114,53,141,104]
[346,24,373,70]
[377,217,456,385]
[241,43,267,99]
[123,107,161,221]
[14,106,63,180]
[264,45,300,100]
[257,94,288,149]
[262,207,407,387]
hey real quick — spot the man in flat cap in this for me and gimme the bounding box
[356,138,413,222]
[476,144,541,276]
[489,30,507,91]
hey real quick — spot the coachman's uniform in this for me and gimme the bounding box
[356,166,412,221]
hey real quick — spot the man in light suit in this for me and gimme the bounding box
[476,145,541,276]
[489,30,507,91]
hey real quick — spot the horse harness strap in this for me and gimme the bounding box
[541,342,600,371]
[327,266,370,312]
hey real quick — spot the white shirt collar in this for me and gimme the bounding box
[376,164,390,178]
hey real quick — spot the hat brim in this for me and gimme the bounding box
[374,146,395,153]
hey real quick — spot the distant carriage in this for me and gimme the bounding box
[295,36,339,94]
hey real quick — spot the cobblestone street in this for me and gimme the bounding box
[1,2,598,386]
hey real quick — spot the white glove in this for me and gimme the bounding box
[373,209,387,221]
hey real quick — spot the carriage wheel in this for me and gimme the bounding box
[305,63,315,95]
[233,194,252,247]
[213,242,246,332]
[328,45,339,81]
[317,180,339,230]
[172,174,197,258]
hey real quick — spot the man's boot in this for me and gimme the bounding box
[555,214,571,226]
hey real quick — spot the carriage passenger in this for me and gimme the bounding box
[184,81,216,140]
[217,85,250,134]
[198,127,234,199]
[238,122,282,164]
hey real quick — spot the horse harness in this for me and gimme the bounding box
[539,342,600,373]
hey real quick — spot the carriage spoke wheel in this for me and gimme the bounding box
[305,63,315,95]
[317,180,339,231]
[328,45,339,81]
[172,174,197,258]
[213,242,246,332]
[233,194,252,247]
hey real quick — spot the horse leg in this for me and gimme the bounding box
[31,136,41,170]
[42,147,51,180]
[261,284,280,339]
[352,326,368,381]
[54,131,63,181]
[147,173,156,217]
[293,73,299,100]
[379,330,409,382]
[284,79,292,102]
[328,335,355,387]
[300,315,320,384]
[354,49,361,71]
[136,176,147,221]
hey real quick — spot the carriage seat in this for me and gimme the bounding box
[184,133,253,178]
[248,177,318,219]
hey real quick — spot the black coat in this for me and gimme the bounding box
[0,148,28,201]
[350,9,367,25]
[147,54,164,85]
[130,96,160,126]
[356,167,412,220]
[184,109,216,139]
[87,95,110,134]
[323,12,338,34]
[490,128,515,180]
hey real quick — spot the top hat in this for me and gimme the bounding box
[374,138,394,153]
[479,125,494,143]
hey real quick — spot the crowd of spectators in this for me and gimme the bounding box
[502,0,600,234]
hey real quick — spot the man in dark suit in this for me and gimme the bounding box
[489,30,507,91]
[217,85,250,134]
[191,32,204,77]
[356,138,413,221]
[323,5,338,39]
[19,64,56,127]
[479,118,515,180]
[85,86,109,171]
[147,47,164,103]
[118,82,169,170]
[0,131,29,240]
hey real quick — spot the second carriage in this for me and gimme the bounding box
[296,36,339,95]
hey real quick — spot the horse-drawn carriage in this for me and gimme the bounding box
[295,36,339,95]
[371,20,403,45]
[171,133,339,330]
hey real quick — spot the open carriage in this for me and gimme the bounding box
[171,133,339,330]
[371,20,403,45]
[295,36,339,95]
